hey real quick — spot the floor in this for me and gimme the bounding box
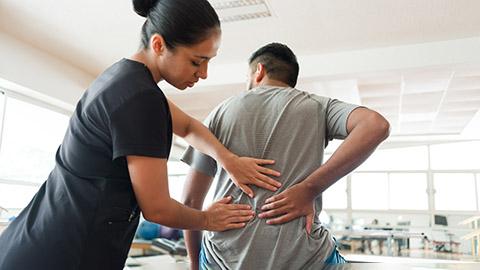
[341,249,479,262]
[124,253,480,270]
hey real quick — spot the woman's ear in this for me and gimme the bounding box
[150,34,166,55]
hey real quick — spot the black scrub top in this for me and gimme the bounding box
[0,59,172,270]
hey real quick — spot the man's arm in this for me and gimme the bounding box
[259,107,390,226]
[182,169,215,270]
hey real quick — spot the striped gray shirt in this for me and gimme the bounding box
[182,86,359,269]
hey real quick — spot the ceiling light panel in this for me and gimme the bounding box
[209,0,272,23]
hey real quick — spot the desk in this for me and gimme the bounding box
[459,216,480,256]
[335,229,428,256]
[131,240,152,256]
[124,255,188,270]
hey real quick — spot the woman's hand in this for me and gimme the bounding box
[203,196,255,231]
[221,155,282,198]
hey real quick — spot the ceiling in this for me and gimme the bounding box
[2,0,480,74]
[1,0,480,139]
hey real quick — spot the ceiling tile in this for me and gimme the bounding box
[401,104,438,114]
[441,100,480,111]
[400,112,436,122]
[444,89,480,102]
[402,70,452,94]
[437,110,478,120]
[448,76,480,90]
[358,83,401,98]
[402,91,443,105]
[362,95,400,107]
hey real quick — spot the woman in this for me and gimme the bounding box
[0,0,281,269]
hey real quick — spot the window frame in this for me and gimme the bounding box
[0,87,72,212]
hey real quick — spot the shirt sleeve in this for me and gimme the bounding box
[181,110,218,178]
[109,91,172,160]
[325,99,362,141]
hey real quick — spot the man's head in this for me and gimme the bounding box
[247,43,299,90]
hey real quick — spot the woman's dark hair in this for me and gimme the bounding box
[248,43,299,87]
[132,0,220,49]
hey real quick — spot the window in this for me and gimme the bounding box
[167,161,189,201]
[389,173,428,210]
[0,183,39,209]
[356,146,428,171]
[323,177,347,209]
[430,142,480,170]
[0,95,69,210]
[351,173,388,210]
[0,97,69,183]
[167,161,215,209]
[477,174,480,211]
[434,173,477,211]
[0,92,4,136]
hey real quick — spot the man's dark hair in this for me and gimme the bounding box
[248,43,299,87]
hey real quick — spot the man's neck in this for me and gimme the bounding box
[257,79,291,88]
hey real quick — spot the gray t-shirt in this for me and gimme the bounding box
[182,86,359,269]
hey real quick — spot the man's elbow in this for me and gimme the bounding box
[182,194,203,210]
[368,111,390,141]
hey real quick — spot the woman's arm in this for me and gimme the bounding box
[167,99,281,197]
[128,155,254,231]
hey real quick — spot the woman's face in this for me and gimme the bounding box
[157,30,221,90]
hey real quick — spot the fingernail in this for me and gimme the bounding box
[266,220,271,224]
[258,214,264,218]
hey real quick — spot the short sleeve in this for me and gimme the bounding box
[325,99,362,141]
[110,91,172,160]
[181,110,218,177]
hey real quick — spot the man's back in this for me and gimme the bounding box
[183,85,358,269]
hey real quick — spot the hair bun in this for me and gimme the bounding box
[133,0,160,17]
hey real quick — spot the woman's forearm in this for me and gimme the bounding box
[145,198,207,230]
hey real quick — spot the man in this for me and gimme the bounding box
[181,43,390,269]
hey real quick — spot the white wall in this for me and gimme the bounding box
[0,32,94,110]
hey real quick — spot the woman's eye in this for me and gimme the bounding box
[191,61,201,67]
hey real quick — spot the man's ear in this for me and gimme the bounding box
[150,34,166,55]
[254,63,266,83]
